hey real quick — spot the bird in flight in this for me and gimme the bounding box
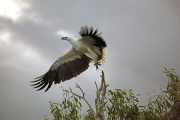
[31,26,107,92]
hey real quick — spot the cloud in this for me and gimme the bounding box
[0,0,30,22]
[56,30,76,38]
[27,12,43,23]
[1,1,180,120]
[0,30,51,75]
[0,32,11,45]
[0,0,47,25]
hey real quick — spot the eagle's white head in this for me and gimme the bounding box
[61,37,69,40]
[61,37,77,46]
[61,37,77,41]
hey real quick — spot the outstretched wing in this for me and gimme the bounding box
[79,26,107,48]
[79,26,107,65]
[31,48,91,92]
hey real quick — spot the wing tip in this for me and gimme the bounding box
[79,25,107,47]
[30,72,51,92]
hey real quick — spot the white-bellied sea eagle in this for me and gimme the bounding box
[31,26,107,92]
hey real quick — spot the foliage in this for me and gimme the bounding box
[48,88,82,120]
[46,86,95,120]
[45,68,180,120]
[105,89,140,120]
[141,68,180,120]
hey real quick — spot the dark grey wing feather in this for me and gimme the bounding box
[31,48,91,92]
[79,25,107,47]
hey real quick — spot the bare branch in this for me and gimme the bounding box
[76,84,85,97]
[95,81,99,91]
[95,70,109,120]
[68,70,108,120]
[69,87,82,99]
[69,85,95,118]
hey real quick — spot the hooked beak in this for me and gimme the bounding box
[61,37,65,40]
[61,37,67,40]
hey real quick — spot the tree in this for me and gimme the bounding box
[45,68,180,120]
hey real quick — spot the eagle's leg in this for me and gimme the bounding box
[95,64,99,70]
[94,62,100,70]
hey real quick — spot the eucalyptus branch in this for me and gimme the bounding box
[69,84,95,117]
[95,70,109,120]
[95,81,99,91]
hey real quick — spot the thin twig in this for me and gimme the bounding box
[69,85,95,117]
[76,84,85,97]
[95,81,99,91]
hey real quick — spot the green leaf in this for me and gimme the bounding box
[122,90,127,95]
[79,102,82,107]
[51,108,56,114]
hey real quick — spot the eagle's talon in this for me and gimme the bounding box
[94,62,100,70]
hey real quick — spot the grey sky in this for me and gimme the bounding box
[0,0,180,120]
